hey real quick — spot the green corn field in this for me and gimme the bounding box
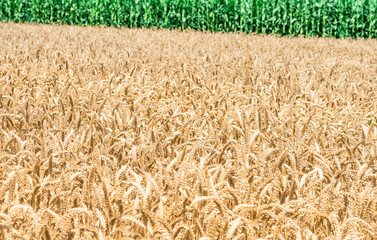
[1,0,377,39]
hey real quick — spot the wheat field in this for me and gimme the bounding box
[1,22,377,239]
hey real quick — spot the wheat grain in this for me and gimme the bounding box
[1,22,377,239]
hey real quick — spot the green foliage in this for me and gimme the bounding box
[1,0,377,38]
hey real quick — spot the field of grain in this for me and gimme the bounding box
[1,22,377,239]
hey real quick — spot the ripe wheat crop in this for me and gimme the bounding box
[1,22,377,239]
